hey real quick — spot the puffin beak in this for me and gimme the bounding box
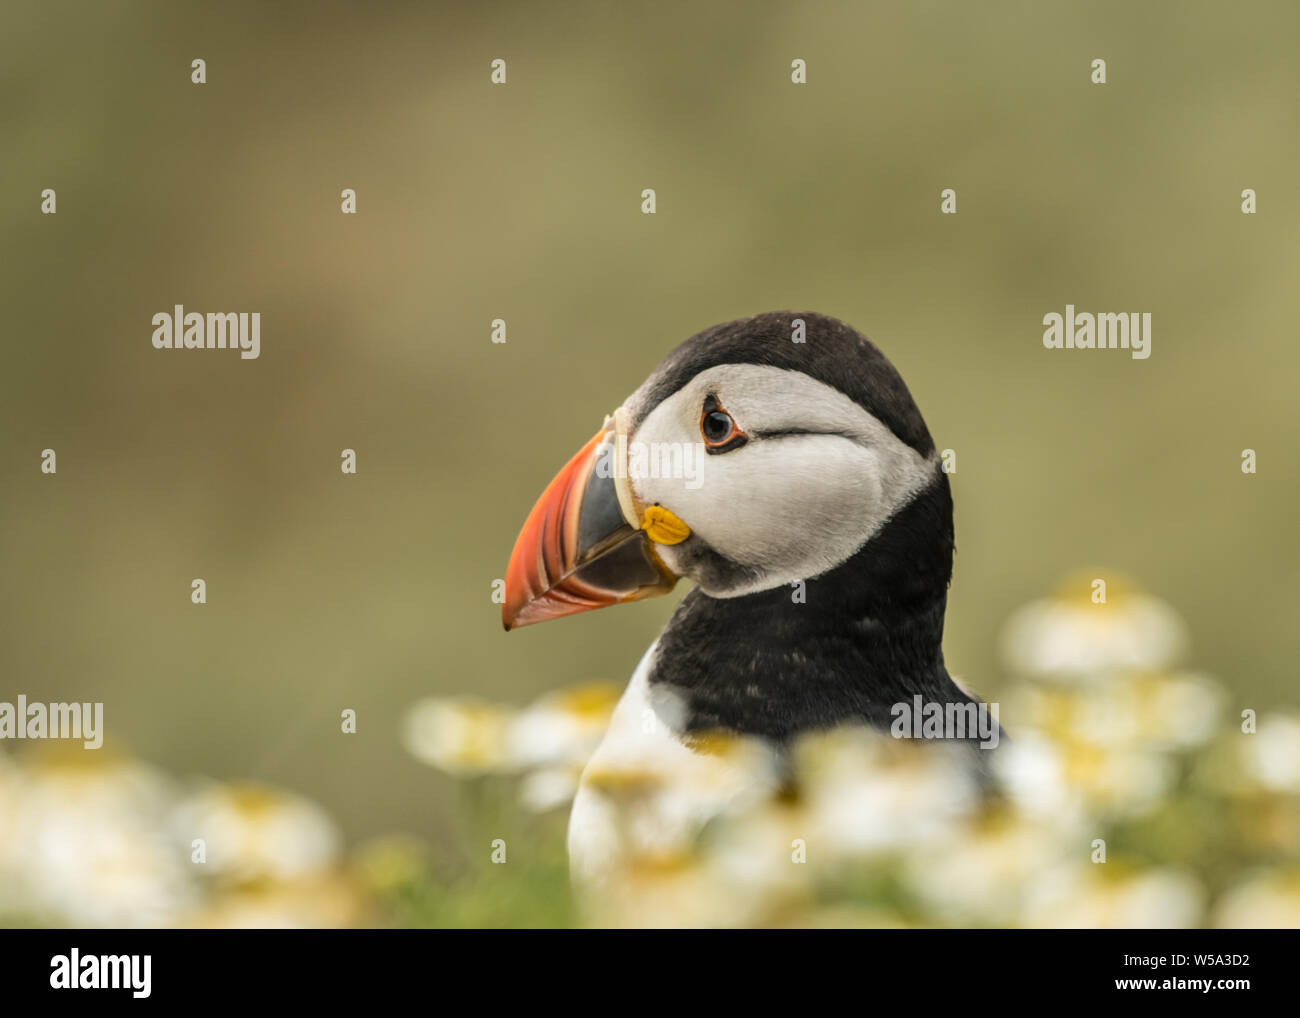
[503,417,681,630]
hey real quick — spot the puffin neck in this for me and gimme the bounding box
[647,474,964,740]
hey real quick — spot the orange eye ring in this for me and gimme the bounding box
[699,396,747,452]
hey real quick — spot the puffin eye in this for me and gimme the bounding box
[700,396,747,453]
[702,411,733,442]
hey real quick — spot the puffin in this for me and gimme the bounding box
[502,311,997,881]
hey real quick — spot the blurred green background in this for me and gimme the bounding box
[3,0,1298,852]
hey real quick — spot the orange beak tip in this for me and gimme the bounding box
[502,424,679,631]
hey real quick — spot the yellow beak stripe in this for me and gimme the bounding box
[640,505,690,545]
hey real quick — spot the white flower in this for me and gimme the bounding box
[508,682,620,769]
[171,782,340,884]
[1134,671,1225,749]
[1213,869,1300,928]
[1023,863,1205,928]
[402,696,517,774]
[579,854,741,929]
[1241,714,1300,793]
[185,873,367,929]
[519,766,580,812]
[1003,670,1224,759]
[3,753,196,927]
[577,730,782,873]
[1195,711,1300,801]
[996,730,1174,822]
[1001,573,1187,682]
[903,808,1078,924]
[704,800,814,906]
[796,727,979,857]
[403,682,620,786]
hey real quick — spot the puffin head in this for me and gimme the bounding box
[502,311,949,630]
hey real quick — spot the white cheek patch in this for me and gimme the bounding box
[626,364,938,596]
